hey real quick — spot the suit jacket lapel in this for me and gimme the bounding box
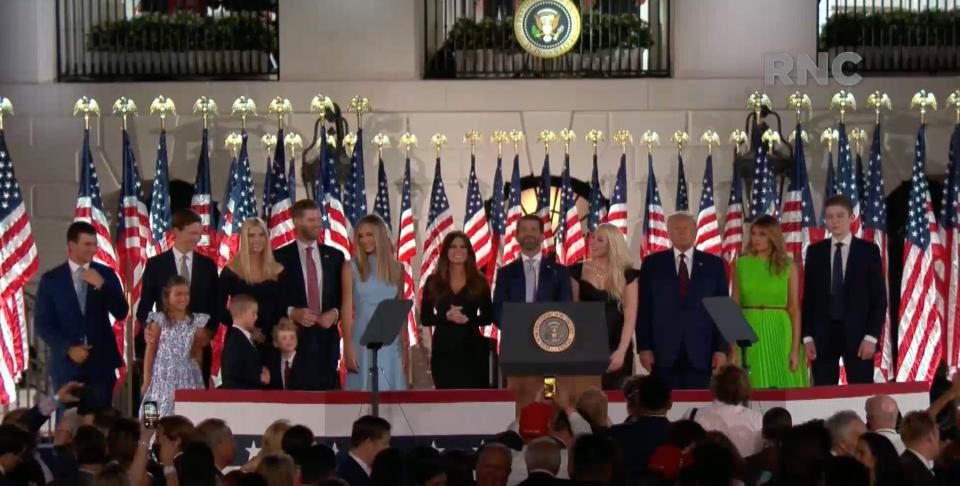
[536,259,550,301]
[844,239,858,292]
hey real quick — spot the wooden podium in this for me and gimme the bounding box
[500,302,608,415]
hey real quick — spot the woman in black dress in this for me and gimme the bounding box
[570,223,639,390]
[420,231,493,388]
[218,217,285,355]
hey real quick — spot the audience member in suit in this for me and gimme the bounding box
[218,217,286,357]
[637,213,729,390]
[35,222,129,410]
[275,200,350,390]
[744,406,792,486]
[336,415,391,486]
[265,319,313,390]
[141,209,220,386]
[492,214,573,410]
[221,295,270,390]
[606,375,671,483]
[516,437,562,486]
[865,394,905,455]
[856,432,908,486]
[52,425,107,486]
[196,418,236,475]
[802,195,887,385]
[475,443,512,486]
[899,411,940,486]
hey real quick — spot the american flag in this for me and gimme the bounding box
[537,156,555,256]
[556,153,585,265]
[604,153,628,236]
[148,131,172,257]
[374,153,392,231]
[863,123,893,381]
[586,152,606,233]
[465,154,492,270]
[266,129,296,250]
[676,153,689,212]
[419,157,454,291]
[288,145,297,208]
[261,146,274,221]
[0,129,38,404]
[781,123,819,263]
[819,152,839,227]
[483,155,507,342]
[396,155,419,346]
[191,128,216,259]
[312,130,329,242]
[749,129,778,219]
[320,135,351,260]
[115,130,149,383]
[940,123,960,374]
[502,154,523,266]
[642,154,669,259]
[216,154,237,270]
[694,154,721,255]
[73,128,124,378]
[855,149,868,205]
[836,123,863,236]
[895,124,944,382]
[344,129,368,226]
[216,132,258,270]
[721,155,744,276]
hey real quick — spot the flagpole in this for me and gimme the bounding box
[112,97,137,415]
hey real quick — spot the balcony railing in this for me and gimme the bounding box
[423,0,670,79]
[817,0,960,73]
[56,0,279,81]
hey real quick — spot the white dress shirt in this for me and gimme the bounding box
[875,428,906,455]
[673,247,695,278]
[687,401,763,457]
[348,451,372,476]
[172,247,194,281]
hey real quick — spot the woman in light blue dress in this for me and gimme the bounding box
[344,214,407,391]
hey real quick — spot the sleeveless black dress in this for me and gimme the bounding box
[570,263,638,390]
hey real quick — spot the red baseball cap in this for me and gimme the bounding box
[518,402,553,440]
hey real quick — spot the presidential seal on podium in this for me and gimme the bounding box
[514,0,582,59]
[532,311,576,353]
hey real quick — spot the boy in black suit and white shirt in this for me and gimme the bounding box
[266,319,313,390]
[221,295,269,389]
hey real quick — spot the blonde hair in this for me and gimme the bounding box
[228,294,257,317]
[261,420,291,455]
[746,215,790,276]
[354,214,403,289]
[589,224,633,304]
[227,218,284,284]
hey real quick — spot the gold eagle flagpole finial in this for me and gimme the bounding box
[73,97,101,130]
[284,131,303,155]
[509,130,525,156]
[849,128,867,156]
[611,129,631,156]
[730,129,748,156]
[231,96,257,131]
[830,90,857,124]
[641,130,660,156]
[558,129,575,155]
[787,129,808,146]
[0,97,13,131]
[866,91,892,125]
[348,96,371,129]
[225,132,243,159]
[372,133,390,160]
[671,130,689,153]
[343,133,358,158]
[701,130,720,156]
[400,132,417,158]
[762,129,781,152]
[947,90,960,125]
[268,96,294,132]
[820,128,839,152]
[788,91,812,123]
[586,129,605,157]
[911,90,938,125]
[260,133,277,153]
[491,130,509,158]
[537,130,556,157]
[431,133,448,159]
[112,97,138,131]
[464,130,481,156]
[192,96,218,130]
[747,91,772,120]
[150,95,176,131]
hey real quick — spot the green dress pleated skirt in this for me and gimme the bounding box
[735,256,809,389]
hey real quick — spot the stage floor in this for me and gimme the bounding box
[175,382,929,466]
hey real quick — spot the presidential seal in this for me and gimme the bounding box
[532,311,576,353]
[514,0,581,59]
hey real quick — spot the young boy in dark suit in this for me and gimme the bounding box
[221,295,269,389]
[266,319,313,390]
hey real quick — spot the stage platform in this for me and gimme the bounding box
[175,382,929,466]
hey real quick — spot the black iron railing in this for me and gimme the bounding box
[818,0,960,73]
[424,0,670,79]
[56,0,279,81]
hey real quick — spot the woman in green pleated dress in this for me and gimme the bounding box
[732,215,809,388]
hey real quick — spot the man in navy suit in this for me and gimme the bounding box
[637,213,729,390]
[274,200,349,390]
[803,195,887,385]
[35,222,129,410]
[494,214,573,410]
[336,415,391,486]
[140,209,220,386]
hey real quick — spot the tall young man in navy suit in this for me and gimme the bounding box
[35,222,129,410]
[637,213,729,390]
[803,195,886,385]
[336,415,391,486]
[493,214,573,409]
[274,199,351,390]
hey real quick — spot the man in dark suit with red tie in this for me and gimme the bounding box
[637,213,729,390]
[274,200,351,390]
[803,195,887,385]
